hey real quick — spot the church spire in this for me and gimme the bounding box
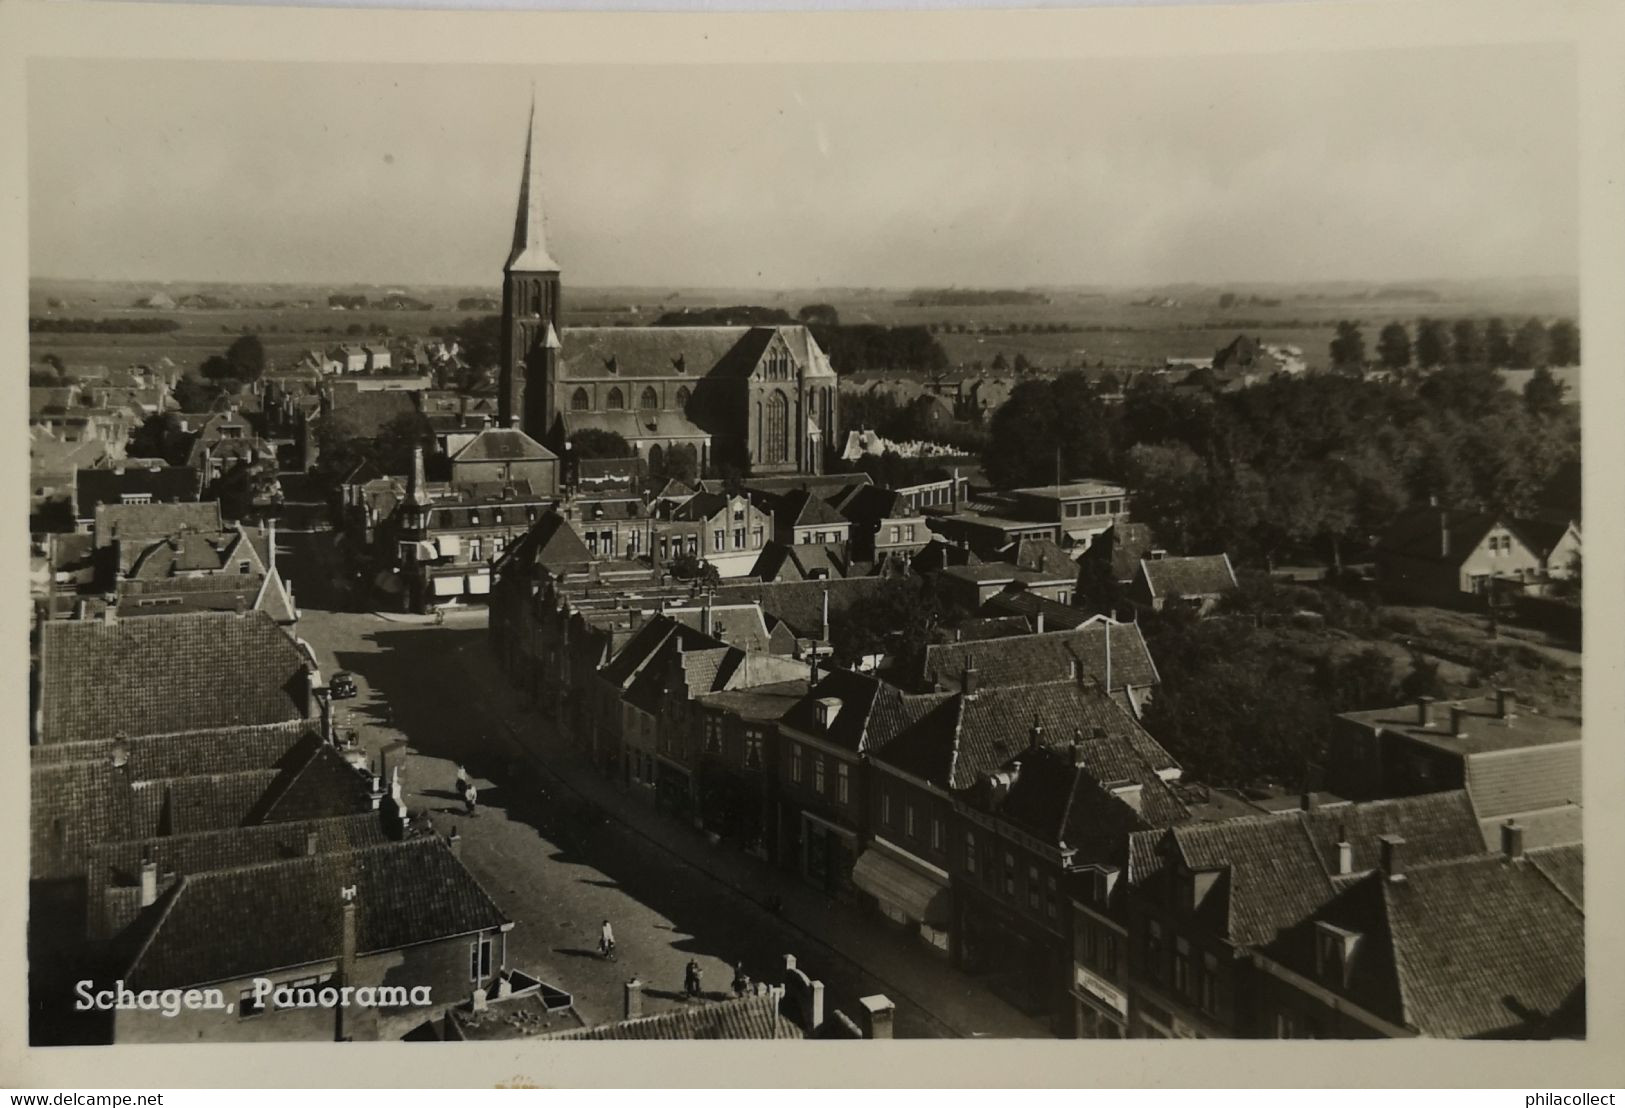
[506,92,560,273]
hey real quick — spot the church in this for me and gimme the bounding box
[498,107,838,478]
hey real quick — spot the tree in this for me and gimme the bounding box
[1376,323,1411,369]
[1484,317,1513,367]
[1547,318,1580,366]
[224,334,267,381]
[651,442,700,485]
[796,304,840,327]
[173,373,219,412]
[1523,366,1568,418]
[1316,648,1398,714]
[127,413,196,466]
[1510,317,1549,369]
[568,428,633,459]
[828,576,945,675]
[374,412,437,476]
[1329,321,1365,369]
[28,368,62,386]
[990,353,1009,372]
[1414,318,1451,369]
[983,373,1117,489]
[1451,319,1483,366]
[668,551,721,588]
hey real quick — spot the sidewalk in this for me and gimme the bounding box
[455,639,1055,1040]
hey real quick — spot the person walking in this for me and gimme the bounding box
[456,765,471,798]
[464,782,478,817]
[599,920,616,960]
[684,959,703,1000]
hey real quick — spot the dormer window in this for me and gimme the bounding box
[814,697,842,730]
[1314,922,1361,989]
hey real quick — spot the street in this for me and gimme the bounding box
[293,605,1043,1038]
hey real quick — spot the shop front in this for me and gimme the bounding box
[851,842,952,957]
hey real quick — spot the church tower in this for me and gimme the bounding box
[499,99,562,440]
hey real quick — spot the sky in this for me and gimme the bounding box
[27,46,1578,290]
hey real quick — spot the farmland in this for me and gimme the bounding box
[28,275,1578,379]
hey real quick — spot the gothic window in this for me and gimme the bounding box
[571,388,590,412]
[764,390,790,465]
[640,386,659,410]
[606,387,625,411]
[675,386,691,412]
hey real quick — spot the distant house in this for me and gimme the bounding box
[1375,505,1577,604]
[448,428,560,499]
[770,488,852,548]
[1134,553,1238,614]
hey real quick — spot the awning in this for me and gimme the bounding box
[436,534,462,558]
[467,572,491,595]
[851,848,951,926]
[433,575,463,597]
[414,540,438,559]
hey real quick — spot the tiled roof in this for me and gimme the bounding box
[780,668,932,756]
[124,837,509,990]
[778,488,849,528]
[1528,843,1584,907]
[450,428,556,463]
[76,466,201,512]
[1007,537,1077,578]
[1365,853,1584,1037]
[560,410,711,443]
[752,542,856,583]
[1139,553,1238,599]
[980,591,1096,631]
[919,620,1159,694]
[1378,506,1501,565]
[664,604,774,656]
[561,326,771,381]
[248,740,377,824]
[696,679,810,722]
[90,812,390,890]
[31,720,314,781]
[1298,791,1487,878]
[711,577,891,639]
[37,611,312,744]
[952,616,1034,642]
[543,990,802,1040]
[94,501,223,547]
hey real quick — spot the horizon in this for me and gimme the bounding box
[29,48,1577,290]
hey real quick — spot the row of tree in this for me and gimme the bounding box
[983,364,1577,570]
[1336,316,1579,371]
[29,316,182,334]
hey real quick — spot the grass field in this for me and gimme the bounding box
[29,277,1578,379]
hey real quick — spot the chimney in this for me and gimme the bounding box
[1378,834,1406,881]
[1449,706,1468,738]
[139,857,158,908]
[1501,818,1525,860]
[408,445,430,509]
[1028,714,1044,749]
[1336,836,1354,876]
[448,827,462,858]
[101,599,117,625]
[1035,610,1045,634]
[1070,729,1087,768]
[858,995,895,1040]
[1416,695,1435,727]
[821,587,830,643]
[701,592,713,637]
[623,977,645,1020]
[1496,687,1517,720]
[1300,789,1317,812]
[962,654,979,695]
[305,830,319,856]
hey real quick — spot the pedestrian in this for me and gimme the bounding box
[464,783,478,817]
[456,765,470,797]
[731,962,750,998]
[684,959,703,1000]
[599,919,616,960]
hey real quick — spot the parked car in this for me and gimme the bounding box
[329,671,359,700]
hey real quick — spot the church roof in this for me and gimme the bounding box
[557,326,835,382]
[506,100,560,273]
[560,410,711,443]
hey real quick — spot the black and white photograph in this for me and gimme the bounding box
[4,0,1621,1089]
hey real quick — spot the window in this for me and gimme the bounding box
[675,386,691,411]
[471,934,493,981]
[606,388,625,411]
[494,537,505,556]
[1199,953,1219,1014]
[964,831,977,874]
[239,561,252,575]
[1046,875,1058,920]
[1109,500,1122,514]
[1101,933,1119,976]
[704,719,721,756]
[744,737,762,769]
[121,492,153,505]
[1173,937,1192,997]
[1145,920,1165,979]
[640,386,659,410]
[904,525,916,542]
[889,526,900,544]
[571,387,590,411]
[752,527,764,548]
[586,533,599,556]
[238,986,266,1019]
[469,539,483,562]
[733,527,745,549]
[881,790,892,826]
[931,817,944,851]
[1003,853,1016,898]
[470,511,480,526]
[526,507,537,522]
[837,763,850,804]
[713,529,725,552]
[814,756,826,794]
[494,509,504,525]
[1082,922,1098,966]
[1027,865,1041,909]
[905,804,917,839]
[791,744,803,783]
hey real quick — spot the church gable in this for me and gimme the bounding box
[749,330,800,384]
